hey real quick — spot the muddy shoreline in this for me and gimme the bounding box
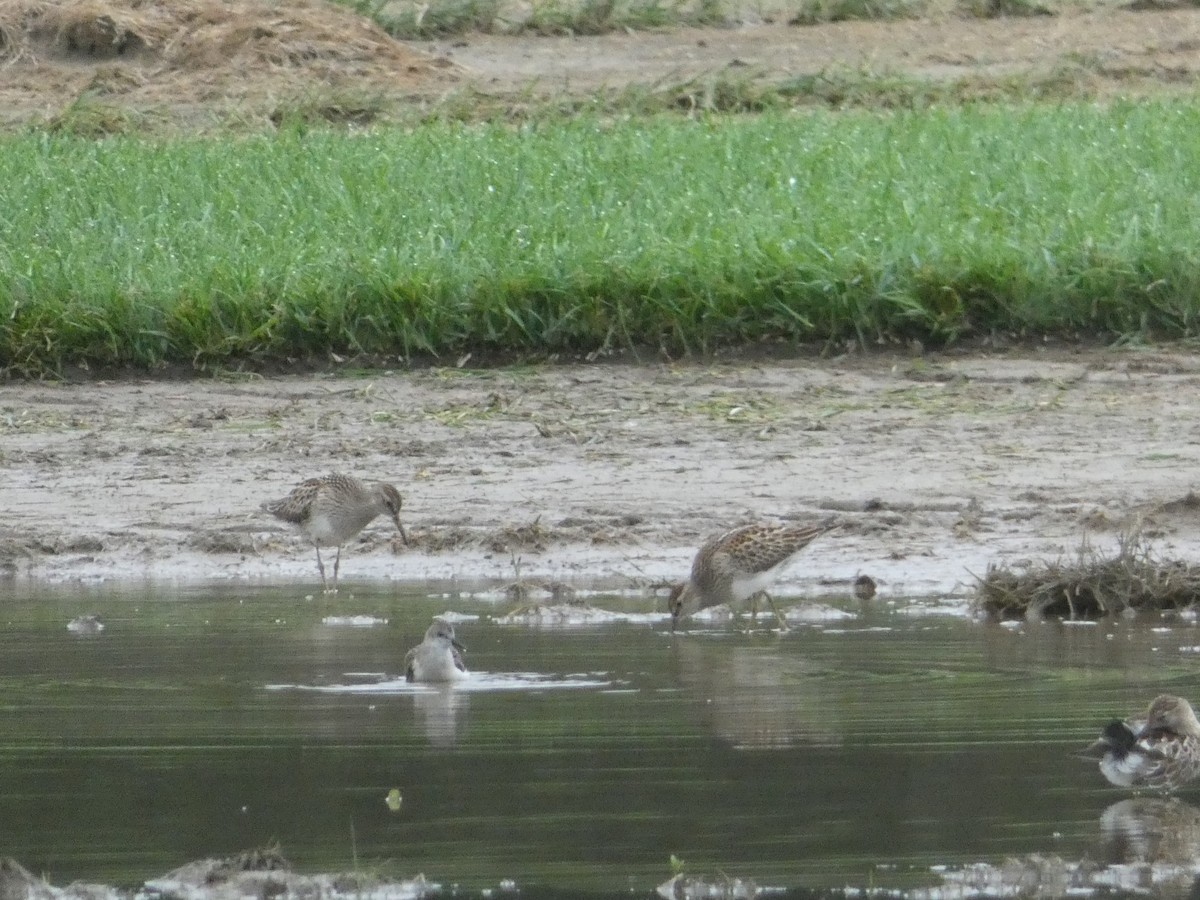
[4,348,1199,598]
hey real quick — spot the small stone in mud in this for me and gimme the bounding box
[66,536,105,553]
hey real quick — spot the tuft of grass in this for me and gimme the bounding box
[672,72,788,113]
[958,0,1053,16]
[526,0,616,33]
[789,0,925,24]
[269,90,390,130]
[975,532,1200,621]
[340,0,726,36]
[779,67,942,109]
[47,93,143,138]
[354,0,503,36]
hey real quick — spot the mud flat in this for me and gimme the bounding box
[3,347,1199,598]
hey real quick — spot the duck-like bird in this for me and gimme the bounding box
[1082,695,1200,793]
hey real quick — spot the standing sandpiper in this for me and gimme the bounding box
[261,473,408,593]
[405,618,468,683]
[668,520,837,631]
[1081,694,1200,793]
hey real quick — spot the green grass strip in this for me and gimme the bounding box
[4,102,1200,374]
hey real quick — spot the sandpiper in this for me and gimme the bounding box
[261,473,408,592]
[405,618,468,683]
[668,520,837,631]
[1081,694,1200,793]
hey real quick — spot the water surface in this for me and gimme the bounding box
[2,583,1198,896]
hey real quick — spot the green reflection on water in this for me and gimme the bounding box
[0,582,1197,893]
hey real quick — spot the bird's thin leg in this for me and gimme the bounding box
[331,546,342,594]
[315,546,327,591]
[764,592,789,631]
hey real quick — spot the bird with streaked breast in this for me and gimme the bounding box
[668,519,838,630]
[261,473,408,592]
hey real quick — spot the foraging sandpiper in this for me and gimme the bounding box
[1082,694,1200,793]
[668,520,837,630]
[405,618,468,683]
[261,473,408,592]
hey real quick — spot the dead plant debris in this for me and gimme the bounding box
[0,0,461,128]
[974,532,1200,621]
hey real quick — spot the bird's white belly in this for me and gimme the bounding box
[1100,751,1148,787]
[730,566,785,602]
[304,513,343,546]
[305,510,373,546]
[413,651,468,682]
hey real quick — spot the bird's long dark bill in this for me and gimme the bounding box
[452,638,466,651]
[394,516,410,545]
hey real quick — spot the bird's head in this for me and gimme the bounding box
[1147,694,1200,736]
[429,618,465,651]
[667,582,696,631]
[379,483,408,545]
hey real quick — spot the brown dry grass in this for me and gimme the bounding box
[974,531,1200,622]
[0,0,461,129]
[0,0,446,69]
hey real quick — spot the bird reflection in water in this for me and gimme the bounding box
[916,797,1200,900]
[1102,796,1200,862]
[670,638,843,749]
[411,686,469,748]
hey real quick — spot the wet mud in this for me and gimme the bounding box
[4,348,1200,597]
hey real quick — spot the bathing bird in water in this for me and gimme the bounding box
[1081,694,1200,793]
[668,520,838,631]
[261,473,407,593]
[405,619,468,683]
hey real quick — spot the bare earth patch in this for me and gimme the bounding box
[4,348,1200,597]
[440,8,1200,99]
[3,0,1200,128]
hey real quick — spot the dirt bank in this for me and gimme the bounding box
[3,0,1200,130]
[4,347,1199,596]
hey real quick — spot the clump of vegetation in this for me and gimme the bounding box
[789,0,924,25]
[48,93,143,137]
[957,0,1052,18]
[343,0,1078,36]
[344,0,725,36]
[975,532,1200,621]
[360,0,502,36]
[269,90,389,129]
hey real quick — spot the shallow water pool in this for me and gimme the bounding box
[1,582,1198,897]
